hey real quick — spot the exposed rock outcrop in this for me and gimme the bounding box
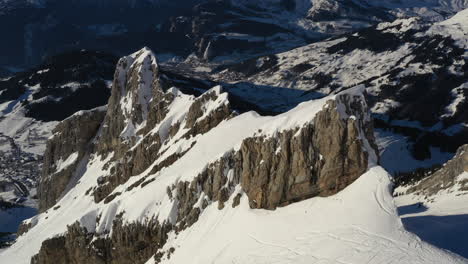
[38,107,107,212]
[240,99,372,209]
[31,220,172,264]
[91,49,235,203]
[31,48,378,264]
[91,47,170,203]
[183,87,235,138]
[96,47,164,156]
[173,92,378,211]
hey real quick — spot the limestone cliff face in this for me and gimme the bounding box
[31,220,173,264]
[91,47,169,203]
[171,92,378,211]
[96,47,164,157]
[91,49,234,203]
[32,48,378,264]
[38,107,106,212]
[241,96,376,209]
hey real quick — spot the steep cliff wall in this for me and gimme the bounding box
[14,48,379,264]
[38,107,107,212]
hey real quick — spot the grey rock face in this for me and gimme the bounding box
[170,93,378,212]
[183,87,235,138]
[31,220,173,264]
[91,51,235,203]
[96,47,164,156]
[32,49,378,264]
[237,94,375,209]
[38,107,106,212]
[92,48,168,203]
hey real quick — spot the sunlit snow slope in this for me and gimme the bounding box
[154,167,466,264]
[1,50,466,262]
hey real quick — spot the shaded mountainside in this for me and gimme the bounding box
[0,50,117,121]
[1,0,467,69]
[396,144,468,197]
[0,50,117,241]
[215,10,468,174]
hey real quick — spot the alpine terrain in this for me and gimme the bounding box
[0,0,467,263]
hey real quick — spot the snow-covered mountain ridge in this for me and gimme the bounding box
[0,47,387,262]
[0,43,466,263]
[0,4,467,263]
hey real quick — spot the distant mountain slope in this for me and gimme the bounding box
[1,0,466,70]
[215,8,468,174]
[0,50,117,246]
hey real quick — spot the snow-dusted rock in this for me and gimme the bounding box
[2,48,384,263]
[2,47,465,263]
[38,107,107,212]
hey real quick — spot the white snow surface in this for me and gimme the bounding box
[0,107,57,156]
[53,152,78,174]
[395,170,468,217]
[151,167,466,264]
[430,8,468,52]
[394,171,468,258]
[0,85,465,263]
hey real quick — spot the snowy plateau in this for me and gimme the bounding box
[0,1,467,264]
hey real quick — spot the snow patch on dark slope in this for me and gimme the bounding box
[216,9,468,174]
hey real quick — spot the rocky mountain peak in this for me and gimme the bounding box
[97,48,164,154]
[2,27,466,261]
[1,3,468,262]
[5,47,383,263]
[115,47,161,128]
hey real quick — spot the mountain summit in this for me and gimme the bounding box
[0,2,467,264]
[0,46,465,263]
